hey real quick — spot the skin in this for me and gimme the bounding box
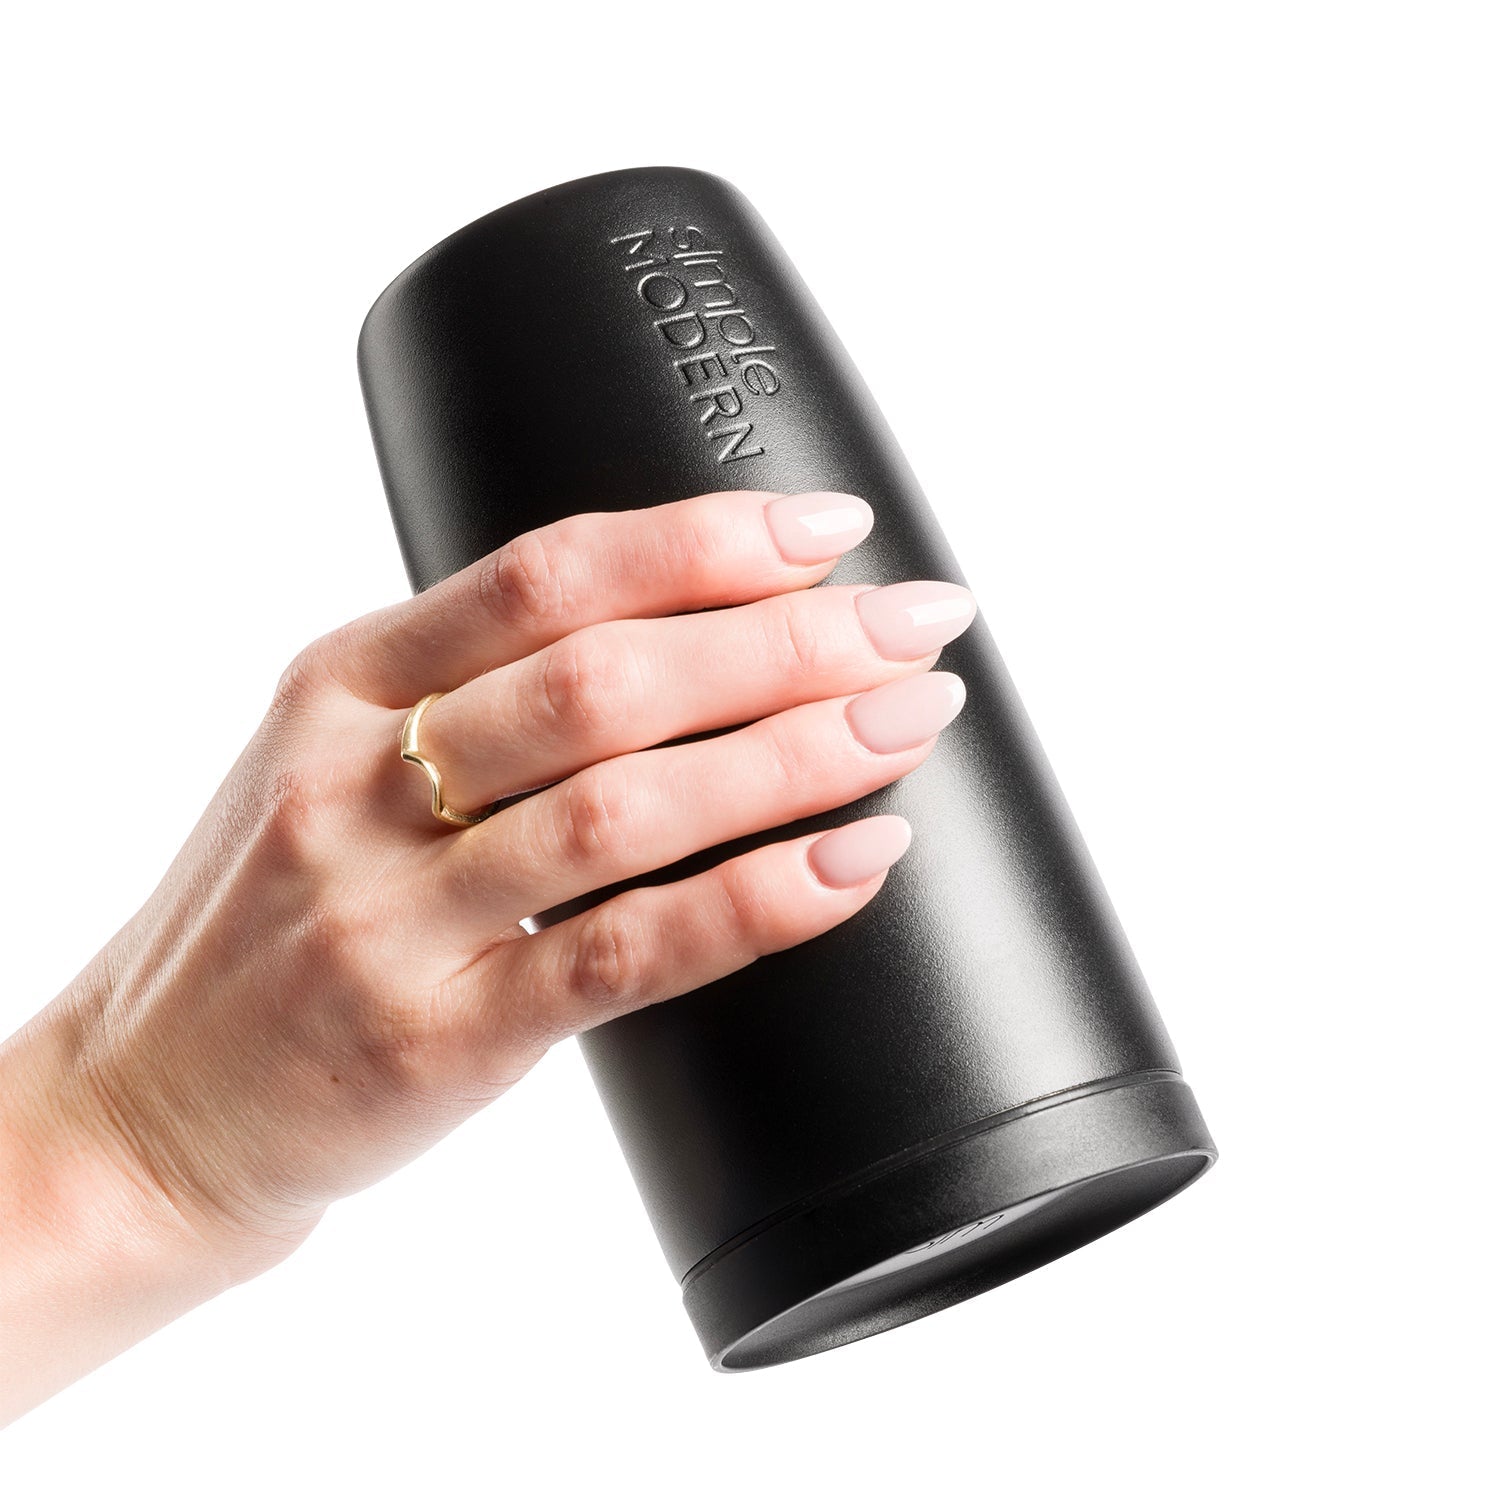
[0,488,973,1424]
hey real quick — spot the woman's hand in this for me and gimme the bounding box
[0,488,975,1420]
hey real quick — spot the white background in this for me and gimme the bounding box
[2,3,1495,1494]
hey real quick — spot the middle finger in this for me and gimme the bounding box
[397,579,977,821]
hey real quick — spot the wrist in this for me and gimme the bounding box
[0,978,288,1424]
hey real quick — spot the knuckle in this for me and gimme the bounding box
[481,528,569,629]
[301,904,449,1089]
[756,710,822,801]
[269,638,337,719]
[716,858,776,959]
[352,994,445,1093]
[765,594,828,682]
[558,763,636,867]
[567,900,650,1013]
[259,760,341,867]
[360,993,435,1060]
[664,503,727,591]
[539,626,639,738]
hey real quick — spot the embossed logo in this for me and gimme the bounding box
[608,225,783,464]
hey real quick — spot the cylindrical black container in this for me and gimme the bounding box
[358,165,1215,1370]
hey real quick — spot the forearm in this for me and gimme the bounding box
[0,976,245,1427]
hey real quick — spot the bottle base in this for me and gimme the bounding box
[682,1072,1215,1371]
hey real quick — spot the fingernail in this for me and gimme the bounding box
[764,491,874,564]
[846,671,966,753]
[855,580,977,660]
[807,814,913,889]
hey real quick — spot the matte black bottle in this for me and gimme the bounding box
[358,165,1216,1370]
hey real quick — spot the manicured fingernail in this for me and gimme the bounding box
[808,814,913,889]
[855,580,977,660]
[846,671,966,753]
[764,491,874,564]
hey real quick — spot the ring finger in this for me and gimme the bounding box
[429,668,968,945]
[389,578,977,825]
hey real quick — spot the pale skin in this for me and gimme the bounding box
[0,487,976,1424]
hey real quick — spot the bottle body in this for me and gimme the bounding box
[359,166,1214,1369]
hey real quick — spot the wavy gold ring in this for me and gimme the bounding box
[399,691,500,828]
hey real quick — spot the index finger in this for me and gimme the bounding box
[327,489,874,706]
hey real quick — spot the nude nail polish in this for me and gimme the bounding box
[846,671,967,753]
[764,491,874,564]
[856,580,977,660]
[808,814,913,888]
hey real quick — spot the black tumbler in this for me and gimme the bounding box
[358,165,1216,1371]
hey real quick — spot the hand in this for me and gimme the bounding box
[0,487,975,1419]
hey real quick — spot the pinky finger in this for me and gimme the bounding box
[461,814,912,1057]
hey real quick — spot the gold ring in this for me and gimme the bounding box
[400,692,500,828]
